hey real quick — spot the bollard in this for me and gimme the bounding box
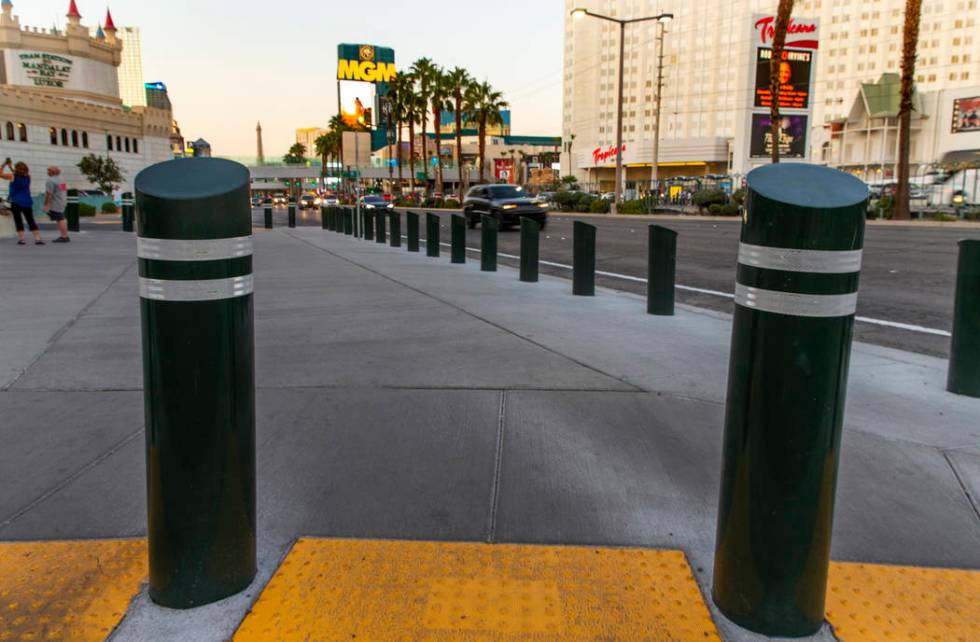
[481,215,498,272]
[947,240,980,397]
[353,206,359,237]
[66,189,80,232]
[647,225,677,315]
[263,206,273,230]
[375,209,387,244]
[321,205,329,230]
[712,164,868,637]
[122,192,135,232]
[344,207,353,235]
[426,212,440,257]
[407,211,420,252]
[364,211,375,241]
[519,217,539,282]
[573,221,596,296]
[389,211,401,248]
[451,214,466,264]
[135,157,256,609]
[287,197,296,228]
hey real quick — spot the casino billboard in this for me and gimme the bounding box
[336,44,396,152]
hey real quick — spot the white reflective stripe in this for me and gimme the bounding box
[738,243,863,274]
[735,284,858,318]
[139,275,253,301]
[138,236,252,261]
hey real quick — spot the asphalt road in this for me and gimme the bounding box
[253,207,977,357]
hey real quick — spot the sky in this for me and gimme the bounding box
[12,1,566,157]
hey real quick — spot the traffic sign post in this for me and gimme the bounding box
[712,164,868,637]
[135,158,257,609]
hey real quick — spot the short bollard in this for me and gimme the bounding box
[375,209,387,244]
[947,239,980,397]
[647,225,677,315]
[344,208,353,235]
[389,211,401,248]
[135,157,256,609]
[263,206,273,230]
[407,211,420,252]
[573,221,596,296]
[121,192,135,232]
[451,214,466,264]
[321,205,329,230]
[66,189,80,232]
[426,212,440,257]
[364,211,375,241]
[352,206,359,236]
[519,217,539,282]
[481,215,498,272]
[287,197,296,228]
[712,164,867,637]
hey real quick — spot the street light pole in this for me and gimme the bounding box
[571,8,673,214]
[652,20,667,196]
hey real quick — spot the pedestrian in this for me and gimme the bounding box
[43,166,70,243]
[0,159,44,245]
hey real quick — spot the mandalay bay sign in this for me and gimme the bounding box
[18,52,74,88]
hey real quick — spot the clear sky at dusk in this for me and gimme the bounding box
[13,1,565,157]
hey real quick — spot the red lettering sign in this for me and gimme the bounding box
[754,16,819,50]
[593,144,626,166]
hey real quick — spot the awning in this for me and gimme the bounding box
[940,149,980,167]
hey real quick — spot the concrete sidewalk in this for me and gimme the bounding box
[0,225,977,641]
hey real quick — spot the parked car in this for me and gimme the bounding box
[463,184,548,229]
[298,194,321,209]
[600,192,616,201]
[360,195,393,210]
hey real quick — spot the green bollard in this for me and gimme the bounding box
[519,217,539,282]
[712,164,868,637]
[481,215,498,272]
[573,221,596,296]
[352,206,359,237]
[647,225,677,315]
[122,192,135,232]
[66,189,80,232]
[287,198,296,228]
[426,212,440,257]
[407,211,420,252]
[321,205,329,230]
[947,239,980,397]
[389,211,401,248]
[376,209,387,244]
[263,206,273,230]
[344,208,353,235]
[364,211,375,241]
[451,214,466,264]
[135,158,256,609]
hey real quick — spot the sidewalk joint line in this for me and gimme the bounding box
[943,451,980,524]
[487,391,507,544]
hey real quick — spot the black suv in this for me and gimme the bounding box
[463,184,548,229]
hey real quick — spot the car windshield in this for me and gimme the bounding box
[364,196,386,203]
[487,186,524,199]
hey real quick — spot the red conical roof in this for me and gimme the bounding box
[67,0,81,18]
[104,8,116,30]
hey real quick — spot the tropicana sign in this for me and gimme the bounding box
[593,144,626,166]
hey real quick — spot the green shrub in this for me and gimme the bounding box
[78,203,96,217]
[553,192,579,211]
[869,196,895,220]
[963,208,980,221]
[589,199,610,214]
[693,189,728,213]
[708,203,723,214]
[101,201,118,213]
[443,198,461,209]
[422,197,445,208]
[616,199,648,215]
[575,194,597,212]
[930,212,959,222]
[719,203,740,216]
[731,187,747,205]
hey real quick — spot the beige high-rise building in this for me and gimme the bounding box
[295,127,328,156]
[563,0,980,187]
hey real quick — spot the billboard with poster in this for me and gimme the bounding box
[340,81,375,129]
[951,96,980,133]
[754,48,812,109]
[750,114,808,159]
[336,44,396,151]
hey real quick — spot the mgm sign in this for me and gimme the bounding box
[336,44,396,83]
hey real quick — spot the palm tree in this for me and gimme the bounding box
[465,81,508,183]
[328,114,348,166]
[400,74,426,193]
[895,0,922,220]
[314,132,339,178]
[429,68,454,195]
[410,57,439,183]
[445,67,473,197]
[387,72,414,191]
[769,0,795,163]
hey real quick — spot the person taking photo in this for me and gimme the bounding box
[0,159,44,245]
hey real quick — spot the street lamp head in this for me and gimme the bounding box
[658,12,674,23]
[571,7,587,20]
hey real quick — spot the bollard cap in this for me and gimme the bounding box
[748,164,868,210]
[136,158,250,240]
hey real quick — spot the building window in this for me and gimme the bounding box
[107,134,113,151]
[4,122,13,140]
[116,136,122,151]
[82,132,89,148]
[17,123,27,142]
[50,127,58,145]
[71,130,79,147]
[133,139,139,154]
[61,129,68,146]
[125,137,131,153]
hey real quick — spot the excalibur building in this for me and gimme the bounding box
[0,1,173,193]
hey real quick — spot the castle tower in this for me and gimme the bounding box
[66,0,81,27]
[103,7,117,44]
[256,122,265,164]
[1,0,16,26]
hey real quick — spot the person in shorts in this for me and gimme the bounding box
[0,159,44,245]
[43,166,70,243]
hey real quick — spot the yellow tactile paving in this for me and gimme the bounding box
[827,561,980,642]
[0,539,146,642]
[234,538,720,641]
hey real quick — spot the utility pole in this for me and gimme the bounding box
[652,21,667,201]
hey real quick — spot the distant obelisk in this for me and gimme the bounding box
[256,121,264,164]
